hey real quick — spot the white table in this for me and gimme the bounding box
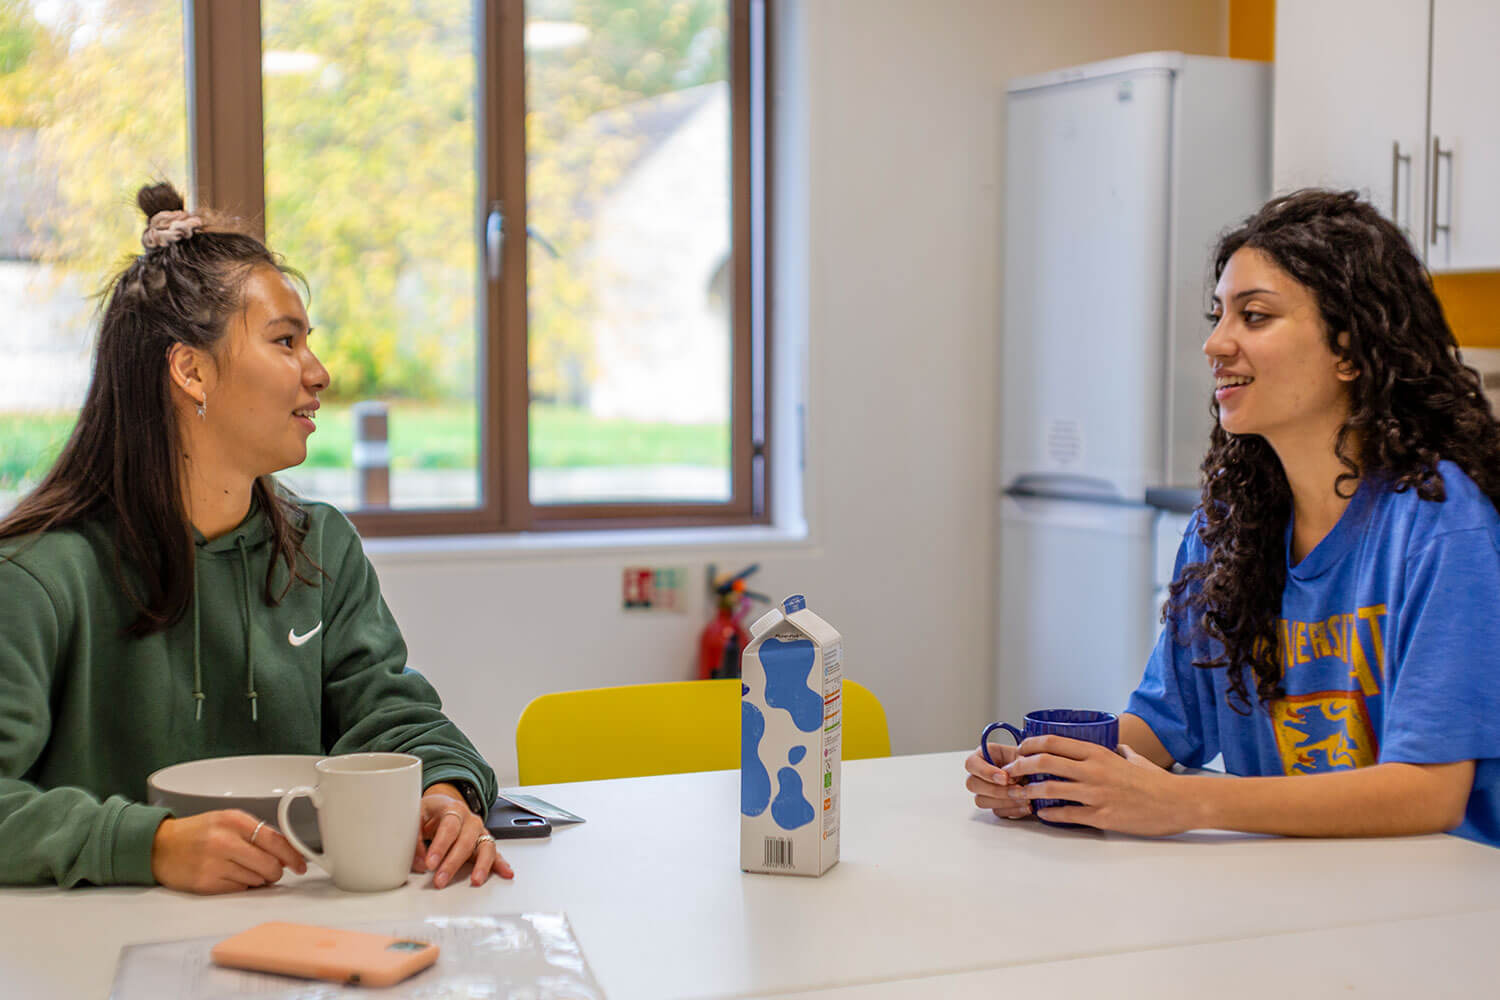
[762,908,1500,998]
[4,751,1499,998]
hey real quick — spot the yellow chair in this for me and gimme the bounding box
[515,678,891,785]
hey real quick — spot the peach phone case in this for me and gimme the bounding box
[210,921,440,987]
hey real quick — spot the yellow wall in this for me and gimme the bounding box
[1229,0,1500,346]
[1228,0,1274,61]
[1431,273,1500,347]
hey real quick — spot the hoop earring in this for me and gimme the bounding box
[196,394,207,420]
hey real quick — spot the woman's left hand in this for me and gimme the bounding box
[414,784,514,887]
[1002,735,1198,837]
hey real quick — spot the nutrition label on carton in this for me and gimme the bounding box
[822,643,843,740]
[822,643,842,839]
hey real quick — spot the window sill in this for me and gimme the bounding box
[362,517,811,566]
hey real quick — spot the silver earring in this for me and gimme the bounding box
[196,394,207,420]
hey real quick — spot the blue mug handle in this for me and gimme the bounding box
[979,722,1024,766]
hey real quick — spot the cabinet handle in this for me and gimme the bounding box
[1391,141,1412,232]
[1431,136,1453,246]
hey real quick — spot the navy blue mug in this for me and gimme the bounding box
[979,709,1119,823]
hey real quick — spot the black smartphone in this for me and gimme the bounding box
[485,800,552,839]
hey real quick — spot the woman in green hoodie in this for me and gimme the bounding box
[0,183,509,893]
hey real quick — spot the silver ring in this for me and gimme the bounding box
[476,833,495,845]
[442,809,465,822]
[249,820,266,845]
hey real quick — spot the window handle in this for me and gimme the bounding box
[526,225,561,260]
[486,202,504,281]
[486,207,558,279]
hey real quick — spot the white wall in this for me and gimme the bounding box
[369,0,1227,785]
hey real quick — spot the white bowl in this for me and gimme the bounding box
[147,754,325,851]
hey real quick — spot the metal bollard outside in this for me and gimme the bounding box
[352,400,391,508]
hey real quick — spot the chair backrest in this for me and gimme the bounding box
[515,678,891,785]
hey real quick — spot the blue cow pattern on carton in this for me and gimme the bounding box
[741,689,772,816]
[772,757,816,829]
[760,637,823,732]
[741,637,822,828]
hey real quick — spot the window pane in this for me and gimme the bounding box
[525,0,733,505]
[261,0,480,511]
[0,0,187,517]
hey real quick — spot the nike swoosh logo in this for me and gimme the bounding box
[288,622,323,647]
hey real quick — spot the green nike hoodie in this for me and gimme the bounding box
[0,489,497,887]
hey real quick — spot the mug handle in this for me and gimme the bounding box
[979,722,1024,766]
[277,785,329,875]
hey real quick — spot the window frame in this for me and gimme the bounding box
[189,0,770,536]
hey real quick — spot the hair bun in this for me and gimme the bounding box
[137,181,185,220]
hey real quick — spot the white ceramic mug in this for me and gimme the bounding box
[277,752,422,892]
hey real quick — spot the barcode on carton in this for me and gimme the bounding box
[763,836,795,869]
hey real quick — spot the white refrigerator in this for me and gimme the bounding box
[996,52,1270,720]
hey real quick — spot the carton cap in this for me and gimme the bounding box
[748,606,785,638]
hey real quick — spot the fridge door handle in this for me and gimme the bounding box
[1006,474,1121,502]
[1000,492,1156,532]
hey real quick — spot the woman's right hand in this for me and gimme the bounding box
[150,809,307,894]
[965,743,1031,821]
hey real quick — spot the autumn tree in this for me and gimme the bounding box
[6,0,188,277]
[8,0,728,405]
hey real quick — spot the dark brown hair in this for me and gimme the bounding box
[0,182,317,635]
[1170,188,1500,712]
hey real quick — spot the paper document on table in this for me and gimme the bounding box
[109,913,604,999]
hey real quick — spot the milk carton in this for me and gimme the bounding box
[740,594,841,876]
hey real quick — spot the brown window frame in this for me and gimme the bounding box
[189,0,770,536]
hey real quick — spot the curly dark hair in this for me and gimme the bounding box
[1169,188,1500,713]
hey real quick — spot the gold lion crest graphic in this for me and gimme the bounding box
[1271,692,1377,774]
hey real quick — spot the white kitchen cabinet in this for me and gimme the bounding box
[1273,0,1429,246]
[1429,0,1500,271]
[1274,0,1500,272]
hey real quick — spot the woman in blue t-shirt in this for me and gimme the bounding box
[966,189,1500,844]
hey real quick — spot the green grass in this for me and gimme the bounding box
[530,403,728,468]
[0,402,728,489]
[0,413,75,486]
[301,404,480,471]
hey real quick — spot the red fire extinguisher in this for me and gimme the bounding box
[697,563,768,680]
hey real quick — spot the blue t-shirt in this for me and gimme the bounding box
[1127,461,1500,846]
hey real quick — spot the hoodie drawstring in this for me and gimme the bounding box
[236,535,258,722]
[191,557,204,722]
